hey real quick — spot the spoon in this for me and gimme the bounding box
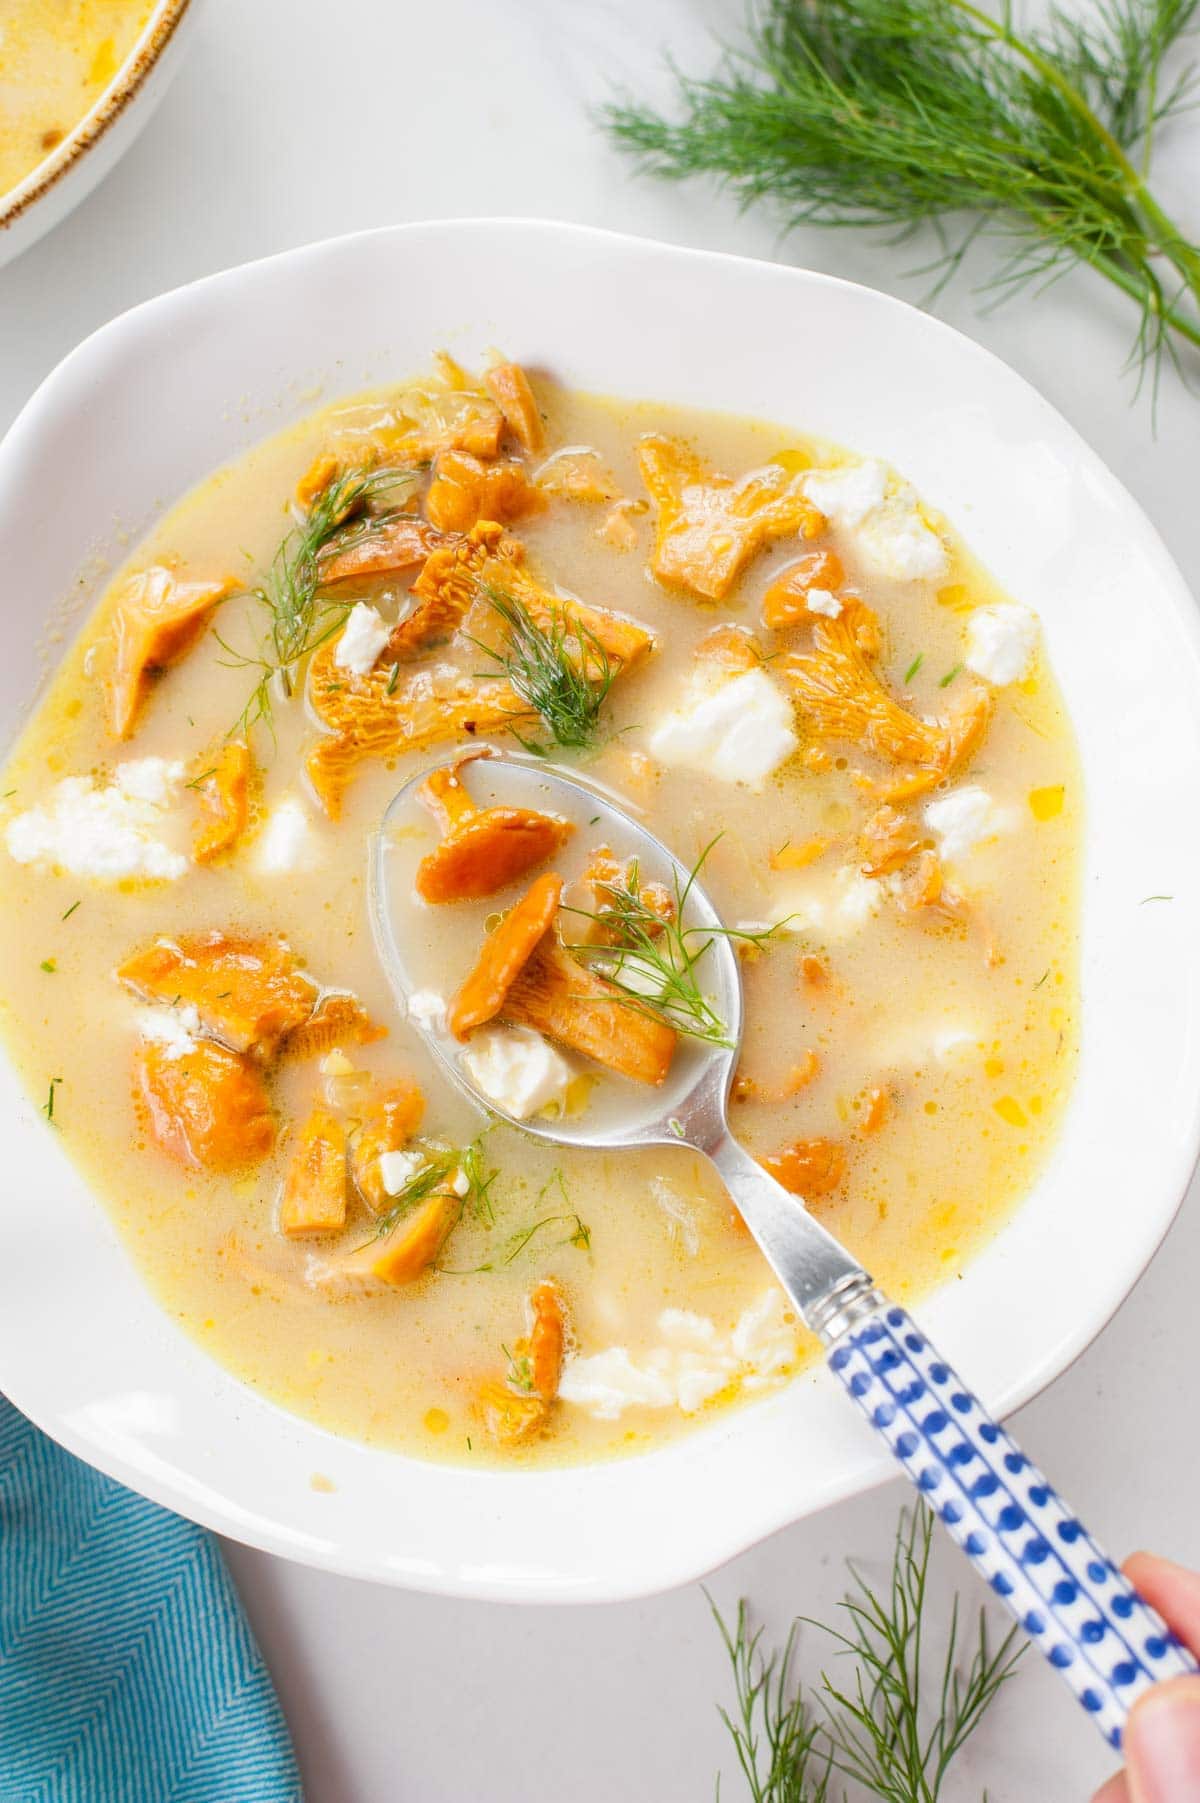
[370,749,1197,1750]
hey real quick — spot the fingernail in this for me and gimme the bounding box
[1127,1678,1200,1803]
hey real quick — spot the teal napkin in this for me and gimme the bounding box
[0,1396,302,1802]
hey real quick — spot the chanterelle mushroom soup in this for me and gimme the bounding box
[0,354,1080,1466]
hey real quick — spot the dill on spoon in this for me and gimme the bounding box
[563,838,793,1048]
[222,462,422,738]
[606,0,1200,385]
[473,580,616,751]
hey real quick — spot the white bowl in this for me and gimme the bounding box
[0,0,203,269]
[1,220,1198,1602]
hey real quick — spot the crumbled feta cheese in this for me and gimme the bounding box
[873,1019,985,1071]
[648,668,798,789]
[334,603,390,675]
[378,1149,427,1196]
[255,794,320,874]
[924,785,1015,865]
[460,1024,573,1119]
[771,865,885,939]
[5,760,187,881]
[136,1004,201,1060]
[451,1168,471,1198]
[558,1288,799,1420]
[407,989,448,1034]
[806,587,842,618]
[965,603,1039,685]
[804,459,888,526]
[804,458,948,582]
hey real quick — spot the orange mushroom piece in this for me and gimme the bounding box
[285,992,385,1061]
[349,1078,427,1214]
[133,1037,275,1170]
[570,843,674,947]
[526,1280,566,1401]
[760,1135,847,1201]
[484,360,544,454]
[448,873,676,1086]
[320,513,447,586]
[761,549,846,629]
[107,565,236,740]
[415,750,573,904]
[192,740,253,864]
[535,448,620,504]
[448,873,563,1038]
[425,449,544,535]
[117,931,318,1059]
[477,1379,549,1446]
[279,1106,347,1237]
[637,435,825,601]
[778,613,992,801]
[315,1186,461,1291]
[858,804,926,879]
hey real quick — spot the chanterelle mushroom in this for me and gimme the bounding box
[415,748,574,904]
[448,872,676,1086]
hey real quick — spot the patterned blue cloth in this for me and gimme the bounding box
[0,1396,302,1803]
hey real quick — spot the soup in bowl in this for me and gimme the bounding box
[0,221,1196,1596]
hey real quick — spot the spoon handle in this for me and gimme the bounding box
[704,1132,1198,1749]
[825,1297,1199,1750]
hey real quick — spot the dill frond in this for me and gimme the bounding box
[606,0,1200,386]
[715,1505,1025,1802]
[474,581,615,751]
[564,839,790,1048]
[365,1135,497,1244]
[228,463,422,738]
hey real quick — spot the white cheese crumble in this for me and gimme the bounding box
[924,785,1016,865]
[136,1004,201,1060]
[5,760,187,882]
[254,794,320,874]
[806,587,843,618]
[804,458,948,583]
[872,1019,985,1072]
[964,603,1039,686]
[558,1289,798,1421]
[407,989,448,1034]
[766,865,885,940]
[460,1024,573,1120]
[334,603,390,675]
[647,667,798,789]
[378,1149,427,1196]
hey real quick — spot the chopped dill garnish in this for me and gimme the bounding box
[39,958,56,974]
[503,1344,535,1393]
[606,0,1200,393]
[564,837,791,1049]
[1140,892,1174,903]
[184,767,217,790]
[903,652,924,684]
[1032,967,1051,989]
[61,901,81,920]
[42,1077,62,1125]
[588,814,602,825]
[938,663,962,689]
[713,1504,1024,1800]
[438,1205,592,1276]
[385,662,401,695]
[225,463,421,739]
[1,788,16,799]
[474,581,615,751]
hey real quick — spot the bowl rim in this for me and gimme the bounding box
[2,216,1200,1601]
[0,0,193,232]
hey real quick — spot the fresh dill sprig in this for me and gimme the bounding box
[474,581,616,751]
[711,1599,832,1803]
[225,463,421,738]
[437,1209,592,1275]
[715,1506,1025,1802]
[605,0,1200,389]
[812,1507,1025,1801]
[565,838,790,1049]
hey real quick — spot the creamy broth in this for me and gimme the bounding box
[0,0,154,199]
[0,360,1081,1467]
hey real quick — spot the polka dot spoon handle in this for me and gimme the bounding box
[826,1298,1199,1750]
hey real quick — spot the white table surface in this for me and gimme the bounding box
[3,1,1198,1797]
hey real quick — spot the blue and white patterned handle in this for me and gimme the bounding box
[828,1300,1199,1750]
